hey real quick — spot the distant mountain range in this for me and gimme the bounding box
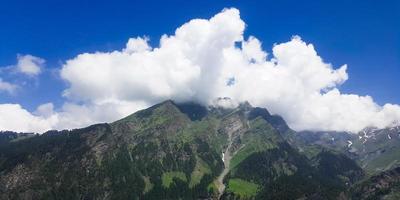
[1,100,399,200]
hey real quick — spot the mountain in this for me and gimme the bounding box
[0,100,393,200]
[290,126,400,175]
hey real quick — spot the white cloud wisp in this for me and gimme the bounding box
[0,78,17,94]
[15,54,45,76]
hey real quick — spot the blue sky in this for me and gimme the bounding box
[0,0,399,132]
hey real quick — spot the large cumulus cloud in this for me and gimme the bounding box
[0,8,399,133]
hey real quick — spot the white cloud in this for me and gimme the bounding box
[0,8,399,133]
[60,8,244,106]
[34,103,55,117]
[0,104,55,133]
[0,54,44,95]
[0,100,148,133]
[15,54,45,76]
[0,78,17,94]
[124,36,152,53]
[53,100,148,130]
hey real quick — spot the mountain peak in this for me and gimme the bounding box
[247,107,290,133]
[113,100,190,130]
[238,101,252,111]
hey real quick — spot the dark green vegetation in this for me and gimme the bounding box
[351,167,400,200]
[0,131,36,145]
[0,100,398,199]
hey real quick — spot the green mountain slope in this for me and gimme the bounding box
[0,100,365,200]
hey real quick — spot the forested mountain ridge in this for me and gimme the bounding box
[0,100,397,199]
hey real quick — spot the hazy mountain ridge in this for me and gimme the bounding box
[292,126,400,175]
[0,100,398,199]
